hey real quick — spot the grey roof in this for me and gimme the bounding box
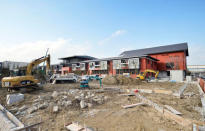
[59,55,96,60]
[120,43,189,57]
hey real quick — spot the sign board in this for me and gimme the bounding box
[113,60,121,69]
[89,62,95,70]
[128,58,139,69]
[72,64,76,71]
[80,63,85,70]
[100,61,107,70]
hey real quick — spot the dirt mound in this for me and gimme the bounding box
[102,75,140,85]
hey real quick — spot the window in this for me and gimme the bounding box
[95,61,100,65]
[166,62,174,69]
[167,71,170,76]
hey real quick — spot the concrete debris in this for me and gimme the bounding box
[184,92,195,97]
[27,106,38,114]
[9,107,18,113]
[193,124,205,131]
[75,96,81,101]
[19,105,27,112]
[53,106,59,113]
[61,100,72,107]
[0,104,24,131]
[65,122,94,131]
[6,93,24,105]
[62,95,68,100]
[193,107,203,114]
[52,91,59,98]
[138,89,153,94]
[38,102,49,110]
[92,96,103,104]
[87,103,93,108]
[80,100,87,109]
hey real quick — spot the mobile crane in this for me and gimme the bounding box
[1,54,50,91]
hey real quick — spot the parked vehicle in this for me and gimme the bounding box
[50,73,78,84]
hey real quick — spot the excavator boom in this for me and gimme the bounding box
[26,54,50,75]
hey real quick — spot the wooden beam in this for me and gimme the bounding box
[122,103,146,109]
[153,89,173,95]
[164,105,182,115]
[119,94,135,96]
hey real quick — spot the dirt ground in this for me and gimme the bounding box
[0,81,203,131]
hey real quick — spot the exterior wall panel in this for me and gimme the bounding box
[149,51,186,71]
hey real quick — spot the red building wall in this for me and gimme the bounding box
[61,67,71,75]
[149,51,187,71]
[140,58,157,72]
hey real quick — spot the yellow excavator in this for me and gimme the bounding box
[1,54,50,91]
[136,69,159,80]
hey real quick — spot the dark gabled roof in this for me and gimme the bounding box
[59,55,96,60]
[120,43,189,57]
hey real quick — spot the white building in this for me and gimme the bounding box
[2,61,28,70]
[187,65,205,77]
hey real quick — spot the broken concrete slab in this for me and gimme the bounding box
[87,103,93,108]
[80,100,87,109]
[53,106,59,113]
[19,105,27,112]
[6,93,24,105]
[0,104,24,131]
[52,91,59,98]
[27,106,38,114]
[38,102,49,110]
[65,122,94,131]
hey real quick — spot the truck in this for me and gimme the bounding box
[50,73,78,84]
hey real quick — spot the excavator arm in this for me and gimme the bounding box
[26,54,50,75]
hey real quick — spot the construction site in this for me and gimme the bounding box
[0,42,205,131]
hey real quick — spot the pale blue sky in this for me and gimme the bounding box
[0,0,204,64]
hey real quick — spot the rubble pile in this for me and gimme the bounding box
[102,75,141,85]
[8,89,108,118]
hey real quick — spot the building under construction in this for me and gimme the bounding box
[60,43,188,78]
